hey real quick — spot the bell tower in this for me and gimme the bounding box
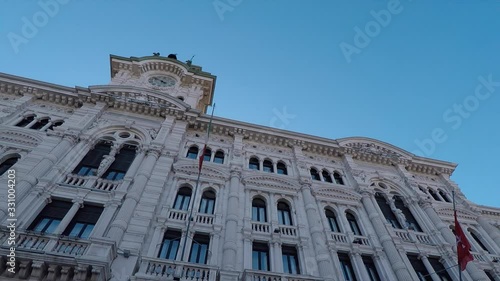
[109,53,216,113]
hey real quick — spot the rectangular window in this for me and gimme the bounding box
[199,197,215,214]
[252,242,270,271]
[278,209,292,225]
[73,142,111,176]
[252,206,267,222]
[174,194,191,211]
[407,254,431,281]
[338,253,357,281]
[428,257,452,281]
[29,200,72,234]
[62,204,103,239]
[282,245,300,274]
[189,233,210,264]
[158,230,181,260]
[362,256,381,281]
[103,145,136,180]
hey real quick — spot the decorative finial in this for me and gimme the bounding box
[153,52,160,56]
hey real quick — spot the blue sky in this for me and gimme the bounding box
[1,1,499,207]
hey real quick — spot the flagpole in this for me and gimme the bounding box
[453,190,462,281]
[179,104,216,262]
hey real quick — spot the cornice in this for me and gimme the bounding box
[313,185,362,204]
[173,161,230,182]
[0,126,44,147]
[242,173,301,193]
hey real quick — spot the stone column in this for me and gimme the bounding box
[272,240,283,272]
[360,191,414,280]
[106,146,161,242]
[351,251,371,281]
[419,200,489,281]
[300,183,335,280]
[91,200,120,238]
[25,117,39,128]
[210,231,221,266]
[477,216,500,248]
[147,224,165,257]
[54,199,83,235]
[40,121,53,131]
[221,169,242,270]
[419,254,441,281]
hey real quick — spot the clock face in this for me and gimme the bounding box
[148,76,176,87]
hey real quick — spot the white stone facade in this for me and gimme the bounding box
[0,55,499,281]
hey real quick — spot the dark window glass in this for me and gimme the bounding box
[322,170,333,183]
[438,190,451,202]
[338,253,357,281]
[277,162,287,175]
[249,157,260,170]
[48,120,63,131]
[325,209,341,232]
[375,193,401,229]
[485,271,496,281]
[277,202,292,226]
[263,160,273,173]
[15,115,35,127]
[252,243,269,271]
[394,196,422,232]
[173,187,192,211]
[428,257,452,281]
[334,172,344,185]
[30,118,49,130]
[63,204,103,238]
[310,168,320,181]
[203,148,212,162]
[29,200,72,234]
[407,254,432,281]
[428,189,441,201]
[186,146,198,159]
[0,156,20,176]
[73,142,112,176]
[189,234,210,264]
[102,144,136,180]
[214,150,224,164]
[282,246,300,274]
[469,231,490,253]
[346,212,362,236]
[158,230,181,260]
[252,198,267,222]
[362,256,381,281]
[199,190,216,214]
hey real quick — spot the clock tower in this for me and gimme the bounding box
[109,54,216,113]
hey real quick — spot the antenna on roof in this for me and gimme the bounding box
[186,55,195,66]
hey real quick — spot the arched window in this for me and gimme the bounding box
[375,193,401,229]
[325,209,340,232]
[199,190,216,214]
[277,202,292,226]
[346,212,362,235]
[439,190,451,203]
[322,170,332,183]
[277,162,287,175]
[0,155,20,176]
[333,172,344,185]
[394,196,422,232]
[203,147,212,162]
[310,168,320,181]
[173,187,192,211]
[73,141,112,176]
[252,198,267,222]
[213,150,224,164]
[30,118,50,130]
[428,189,441,201]
[186,146,199,159]
[249,157,260,170]
[263,159,273,173]
[15,115,35,127]
[102,144,137,180]
[48,120,64,131]
[469,230,491,253]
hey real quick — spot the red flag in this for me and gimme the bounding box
[454,211,473,271]
[198,144,207,172]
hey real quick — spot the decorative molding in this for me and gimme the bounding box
[242,174,300,193]
[173,162,230,181]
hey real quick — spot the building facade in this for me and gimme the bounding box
[0,54,499,281]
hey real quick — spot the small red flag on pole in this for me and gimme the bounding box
[454,210,474,271]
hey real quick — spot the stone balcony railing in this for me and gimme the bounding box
[328,232,371,246]
[252,221,271,234]
[167,209,216,226]
[393,229,434,245]
[134,257,218,281]
[471,251,500,264]
[62,173,123,191]
[278,225,298,237]
[242,269,323,281]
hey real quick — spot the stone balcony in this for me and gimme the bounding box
[61,173,123,192]
[167,209,217,226]
[134,257,218,281]
[0,229,116,281]
[241,269,323,281]
[328,232,371,247]
[393,229,434,245]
